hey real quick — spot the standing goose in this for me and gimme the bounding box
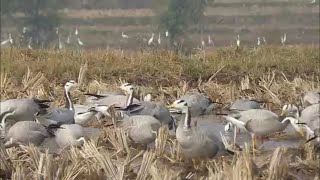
[41,80,78,124]
[168,100,228,159]
[302,90,319,107]
[223,109,302,149]
[225,99,262,132]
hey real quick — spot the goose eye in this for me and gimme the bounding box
[177,100,185,104]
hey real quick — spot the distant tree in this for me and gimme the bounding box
[157,0,211,53]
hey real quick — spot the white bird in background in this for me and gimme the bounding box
[158,33,161,45]
[66,33,71,44]
[310,0,316,4]
[1,33,13,46]
[281,33,286,45]
[236,34,240,47]
[58,36,63,49]
[208,35,214,46]
[55,27,59,35]
[201,39,205,48]
[22,27,28,34]
[28,37,33,49]
[262,36,267,45]
[77,37,84,46]
[257,37,261,46]
[148,33,154,45]
[165,30,169,37]
[75,27,79,36]
[122,32,129,39]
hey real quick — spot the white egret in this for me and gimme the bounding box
[158,33,161,45]
[148,33,154,45]
[236,34,240,47]
[122,32,129,38]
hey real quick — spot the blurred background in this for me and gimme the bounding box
[1,0,319,52]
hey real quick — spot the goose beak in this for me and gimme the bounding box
[280,110,286,117]
[167,104,175,109]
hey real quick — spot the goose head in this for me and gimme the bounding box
[224,122,234,132]
[120,83,134,94]
[143,94,152,102]
[280,104,299,117]
[0,109,16,138]
[281,117,306,137]
[64,80,78,92]
[168,99,189,113]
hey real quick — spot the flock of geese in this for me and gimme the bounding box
[0,80,319,159]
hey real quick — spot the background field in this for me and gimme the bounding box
[0,46,319,179]
[1,0,319,49]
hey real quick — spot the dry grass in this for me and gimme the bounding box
[0,46,319,179]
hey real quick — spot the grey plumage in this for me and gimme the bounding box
[0,98,51,122]
[303,90,319,107]
[40,80,77,124]
[4,121,52,148]
[169,100,227,159]
[224,109,300,136]
[180,93,218,117]
[73,104,98,125]
[120,114,161,144]
[52,124,86,148]
[229,99,261,111]
[117,85,175,129]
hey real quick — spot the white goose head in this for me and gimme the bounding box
[64,80,78,92]
[168,99,189,113]
[143,94,152,102]
[280,104,299,117]
[120,83,134,94]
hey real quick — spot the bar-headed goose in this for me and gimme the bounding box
[73,104,98,125]
[118,112,161,145]
[179,93,221,117]
[2,110,55,148]
[229,99,262,111]
[84,83,137,106]
[168,100,228,159]
[51,124,86,148]
[281,103,319,141]
[41,80,78,124]
[0,98,51,122]
[302,90,319,107]
[223,109,303,148]
[225,99,262,132]
[117,85,175,129]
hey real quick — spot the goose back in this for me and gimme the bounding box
[5,121,50,147]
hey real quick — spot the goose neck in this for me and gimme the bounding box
[126,90,134,107]
[182,109,191,129]
[0,111,14,136]
[64,88,74,111]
